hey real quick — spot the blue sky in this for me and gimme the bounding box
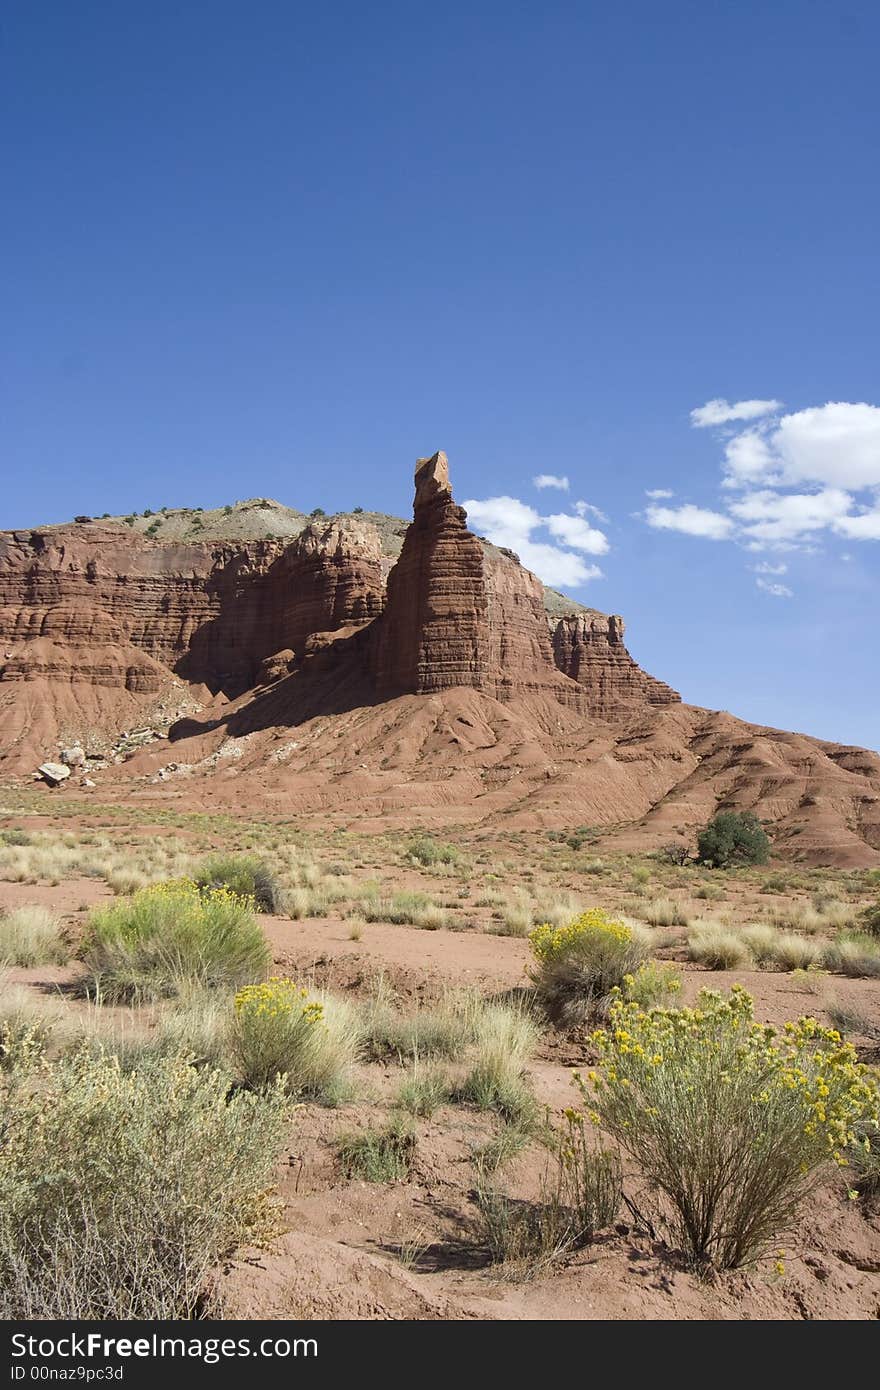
[4,2,879,749]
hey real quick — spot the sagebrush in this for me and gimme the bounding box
[0,1045,288,1318]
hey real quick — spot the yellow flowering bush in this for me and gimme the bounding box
[530,910,632,963]
[576,985,880,1268]
[529,910,648,1025]
[232,976,360,1099]
[623,961,681,1009]
[194,853,284,913]
[82,878,270,1000]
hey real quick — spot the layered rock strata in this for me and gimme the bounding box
[372,452,604,710]
[549,613,680,718]
[0,518,384,697]
[1,453,678,748]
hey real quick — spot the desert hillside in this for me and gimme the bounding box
[2,452,878,865]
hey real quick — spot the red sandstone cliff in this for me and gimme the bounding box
[372,452,580,708]
[370,452,675,716]
[0,518,383,700]
[0,453,714,749]
[2,452,879,864]
[549,612,680,718]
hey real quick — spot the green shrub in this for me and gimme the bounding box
[232,977,359,1100]
[476,1113,620,1272]
[696,811,770,869]
[858,900,880,937]
[623,961,681,1009]
[0,906,67,966]
[455,1003,538,1124]
[395,1063,452,1117]
[336,1116,416,1182]
[643,897,690,928]
[822,934,880,979]
[576,986,879,1268]
[406,836,459,868]
[529,910,648,1025]
[81,880,270,1001]
[0,1047,288,1318]
[687,923,752,970]
[194,854,283,913]
[0,830,32,847]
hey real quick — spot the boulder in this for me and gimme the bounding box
[37,762,71,786]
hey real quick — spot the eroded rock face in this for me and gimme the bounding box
[0,519,384,698]
[266,518,384,659]
[372,453,491,694]
[371,451,673,715]
[549,613,680,719]
[0,528,269,693]
[1,454,679,768]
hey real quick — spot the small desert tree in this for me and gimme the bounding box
[656,842,691,867]
[696,811,770,869]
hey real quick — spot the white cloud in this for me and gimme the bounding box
[773,403,880,489]
[645,488,674,499]
[532,473,569,491]
[722,429,777,486]
[691,397,782,428]
[756,577,794,598]
[463,495,539,547]
[649,397,880,559]
[463,495,607,588]
[723,402,880,490]
[834,508,880,540]
[728,487,853,543]
[644,503,734,540]
[752,560,788,575]
[544,512,608,555]
[574,499,608,522]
